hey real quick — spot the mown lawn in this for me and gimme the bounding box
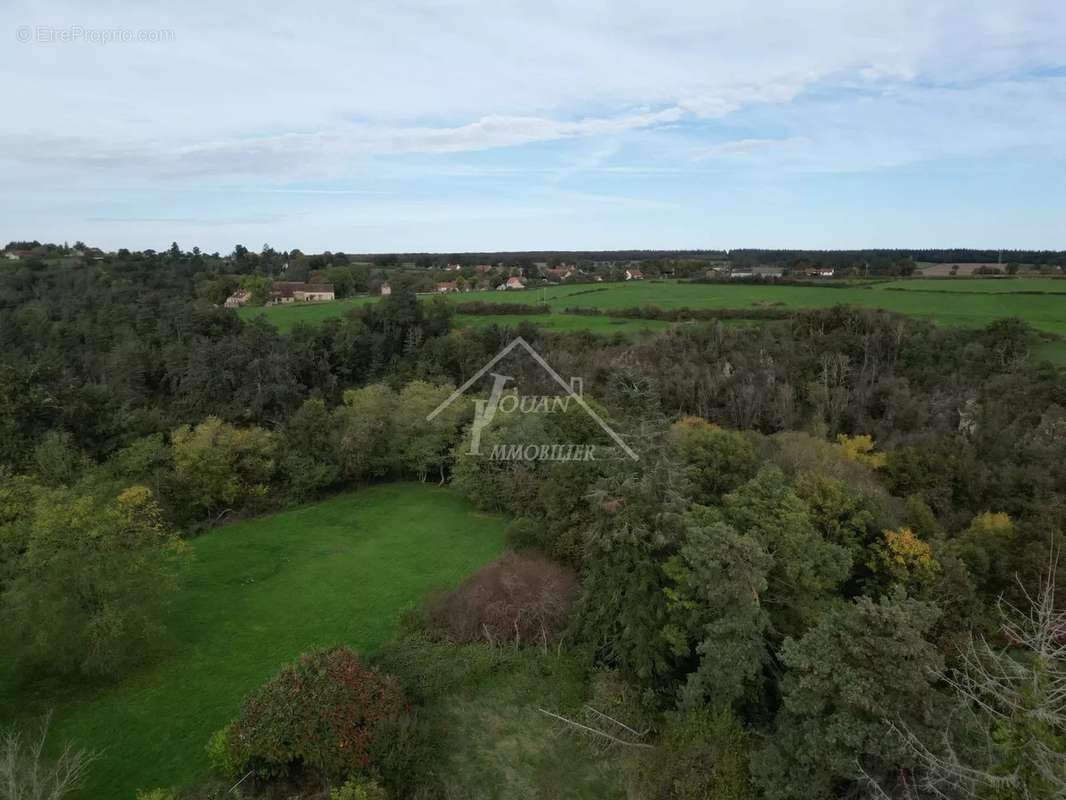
[1,484,507,800]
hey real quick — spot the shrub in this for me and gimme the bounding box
[630,708,753,800]
[220,647,408,784]
[205,728,240,778]
[427,552,577,648]
[331,777,389,800]
[373,632,515,702]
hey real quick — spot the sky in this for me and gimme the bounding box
[2,0,1065,254]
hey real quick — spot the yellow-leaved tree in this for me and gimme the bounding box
[869,527,940,589]
[836,434,887,470]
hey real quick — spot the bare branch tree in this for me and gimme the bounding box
[0,712,97,800]
[877,552,1066,800]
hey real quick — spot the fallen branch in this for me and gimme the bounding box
[584,705,651,738]
[538,708,655,750]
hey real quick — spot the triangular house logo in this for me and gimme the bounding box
[426,337,638,461]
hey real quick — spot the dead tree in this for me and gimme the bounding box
[875,554,1066,799]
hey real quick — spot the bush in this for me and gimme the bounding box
[219,647,409,784]
[427,551,577,648]
[631,709,753,800]
[330,776,389,800]
[373,632,515,702]
[205,728,240,778]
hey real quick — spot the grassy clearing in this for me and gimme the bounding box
[1,484,507,800]
[239,295,376,331]
[431,661,626,799]
[375,637,628,800]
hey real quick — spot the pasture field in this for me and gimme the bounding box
[1,484,507,800]
[454,312,672,334]
[877,277,1066,293]
[481,281,1066,338]
[239,278,1066,363]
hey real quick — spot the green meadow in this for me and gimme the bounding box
[1,484,507,800]
[239,278,1066,363]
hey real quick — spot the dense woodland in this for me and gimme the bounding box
[2,247,1065,799]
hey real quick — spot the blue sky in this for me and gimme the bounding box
[2,1,1064,253]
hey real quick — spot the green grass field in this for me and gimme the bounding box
[490,281,1066,338]
[1,484,507,800]
[877,278,1066,293]
[239,295,377,330]
[455,312,672,334]
[239,278,1066,363]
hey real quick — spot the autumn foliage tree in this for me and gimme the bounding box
[219,648,409,785]
[427,551,577,648]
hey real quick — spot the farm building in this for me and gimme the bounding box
[270,282,335,303]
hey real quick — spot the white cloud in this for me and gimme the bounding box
[693,138,807,160]
[1,0,1064,249]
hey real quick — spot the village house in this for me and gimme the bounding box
[625,268,644,280]
[731,266,783,280]
[545,265,575,282]
[224,289,250,308]
[801,267,836,278]
[380,282,392,296]
[270,281,335,303]
[497,276,526,290]
[436,281,459,293]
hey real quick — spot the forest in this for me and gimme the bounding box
[1,246,1065,799]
